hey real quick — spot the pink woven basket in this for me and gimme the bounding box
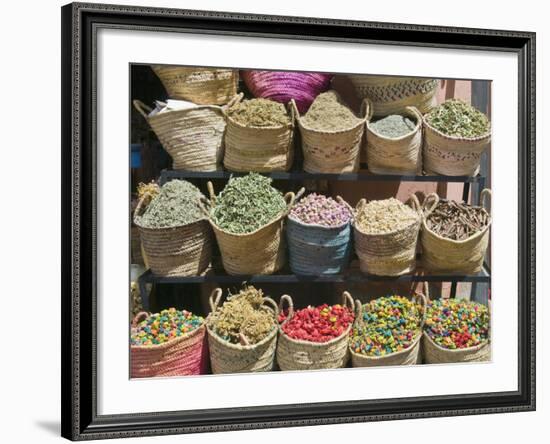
[130,312,209,378]
[241,70,332,113]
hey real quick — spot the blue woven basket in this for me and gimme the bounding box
[286,216,352,275]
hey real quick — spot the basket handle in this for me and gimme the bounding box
[422,192,440,216]
[278,294,294,324]
[480,188,492,213]
[222,92,244,115]
[207,181,216,205]
[132,311,149,327]
[405,105,423,128]
[283,189,303,215]
[133,100,153,120]
[290,99,301,123]
[133,193,153,221]
[353,299,363,326]
[286,100,297,129]
[412,287,428,330]
[360,98,374,121]
[198,196,211,219]
[355,198,367,214]
[336,196,355,221]
[208,288,223,313]
[262,296,280,318]
[408,193,422,215]
[341,291,355,313]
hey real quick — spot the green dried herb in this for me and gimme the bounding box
[135,180,205,229]
[301,91,361,131]
[208,286,276,345]
[210,173,286,234]
[370,114,416,138]
[226,98,290,127]
[426,99,490,138]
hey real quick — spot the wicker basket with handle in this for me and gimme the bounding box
[206,288,279,374]
[350,284,428,367]
[276,292,355,371]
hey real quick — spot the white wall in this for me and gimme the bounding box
[0,0,546,442]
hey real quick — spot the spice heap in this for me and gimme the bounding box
[289,193,352,227]
[208,286,276,345]
[279,303,354,343]
[370,114,416,138]
[131,308,204,346]
[426,200,490,241]
[424,299,489,349]
[355,198,419,234]
[135,180,206,229]
[210,173,286,234]
[302,91,361,131]
[425,99,490,138]
[350,296,422,356]
[226,98,290,127]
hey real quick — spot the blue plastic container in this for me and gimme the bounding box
[131,144,142,169]
[286,216,352,275]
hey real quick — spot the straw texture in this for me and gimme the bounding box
[420,190,491,274]
[206,289,279,374]
[353,195,422,276]
[366,104,423,175]
[151,66,238,105]
[286,196,352,275]
[133,96,241,171]
[242,70,332,113]
[293,96,367,174]
[223,102,295,172]
[207,183,298,275]
[423,115,491,176]
[130,313,209,378]
[276,292,354,371]
[133,194,212,277]
[350,286,427,367]
[423,333,490,364]
[348,76,438,117]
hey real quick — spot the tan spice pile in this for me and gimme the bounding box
[301,91,361,131]
[355,198,419,234]
[226,98,290,127]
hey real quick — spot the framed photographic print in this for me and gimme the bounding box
[61,2,536,440]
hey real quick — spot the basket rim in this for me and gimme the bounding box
[422,114,491,143]
[130,322,205,351]
[287,213,351,231]
[349,329,422,361]
[134,215,209,231]
[365,109,422,141]
[146,103,225,121]
[205,321,278,351]
[422,331,490,354]
[348,75,438,85]
[297,113,365,135]
[278,322,353,348]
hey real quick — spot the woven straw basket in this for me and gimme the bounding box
[130,312,209,378]
[365,101,424,175]
[241,70,332,113]
[423,114,491,176]
[353,194,422,276]
[207,182,298,275]
[151,65,239,105]
[133,95,241,171]
[286,196,353,275]
[133,193,213,277]
[423,300,491,364]
[421,190,491,274]
[206,288,279,374]
[276,292,355,371]
[348,76,439,117]
[293,96,368,173]
[223,101,295,172]
[350,285,427,367]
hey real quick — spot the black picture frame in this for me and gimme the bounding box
[61,2,536,440]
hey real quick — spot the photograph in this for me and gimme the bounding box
[129,66,493,378]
